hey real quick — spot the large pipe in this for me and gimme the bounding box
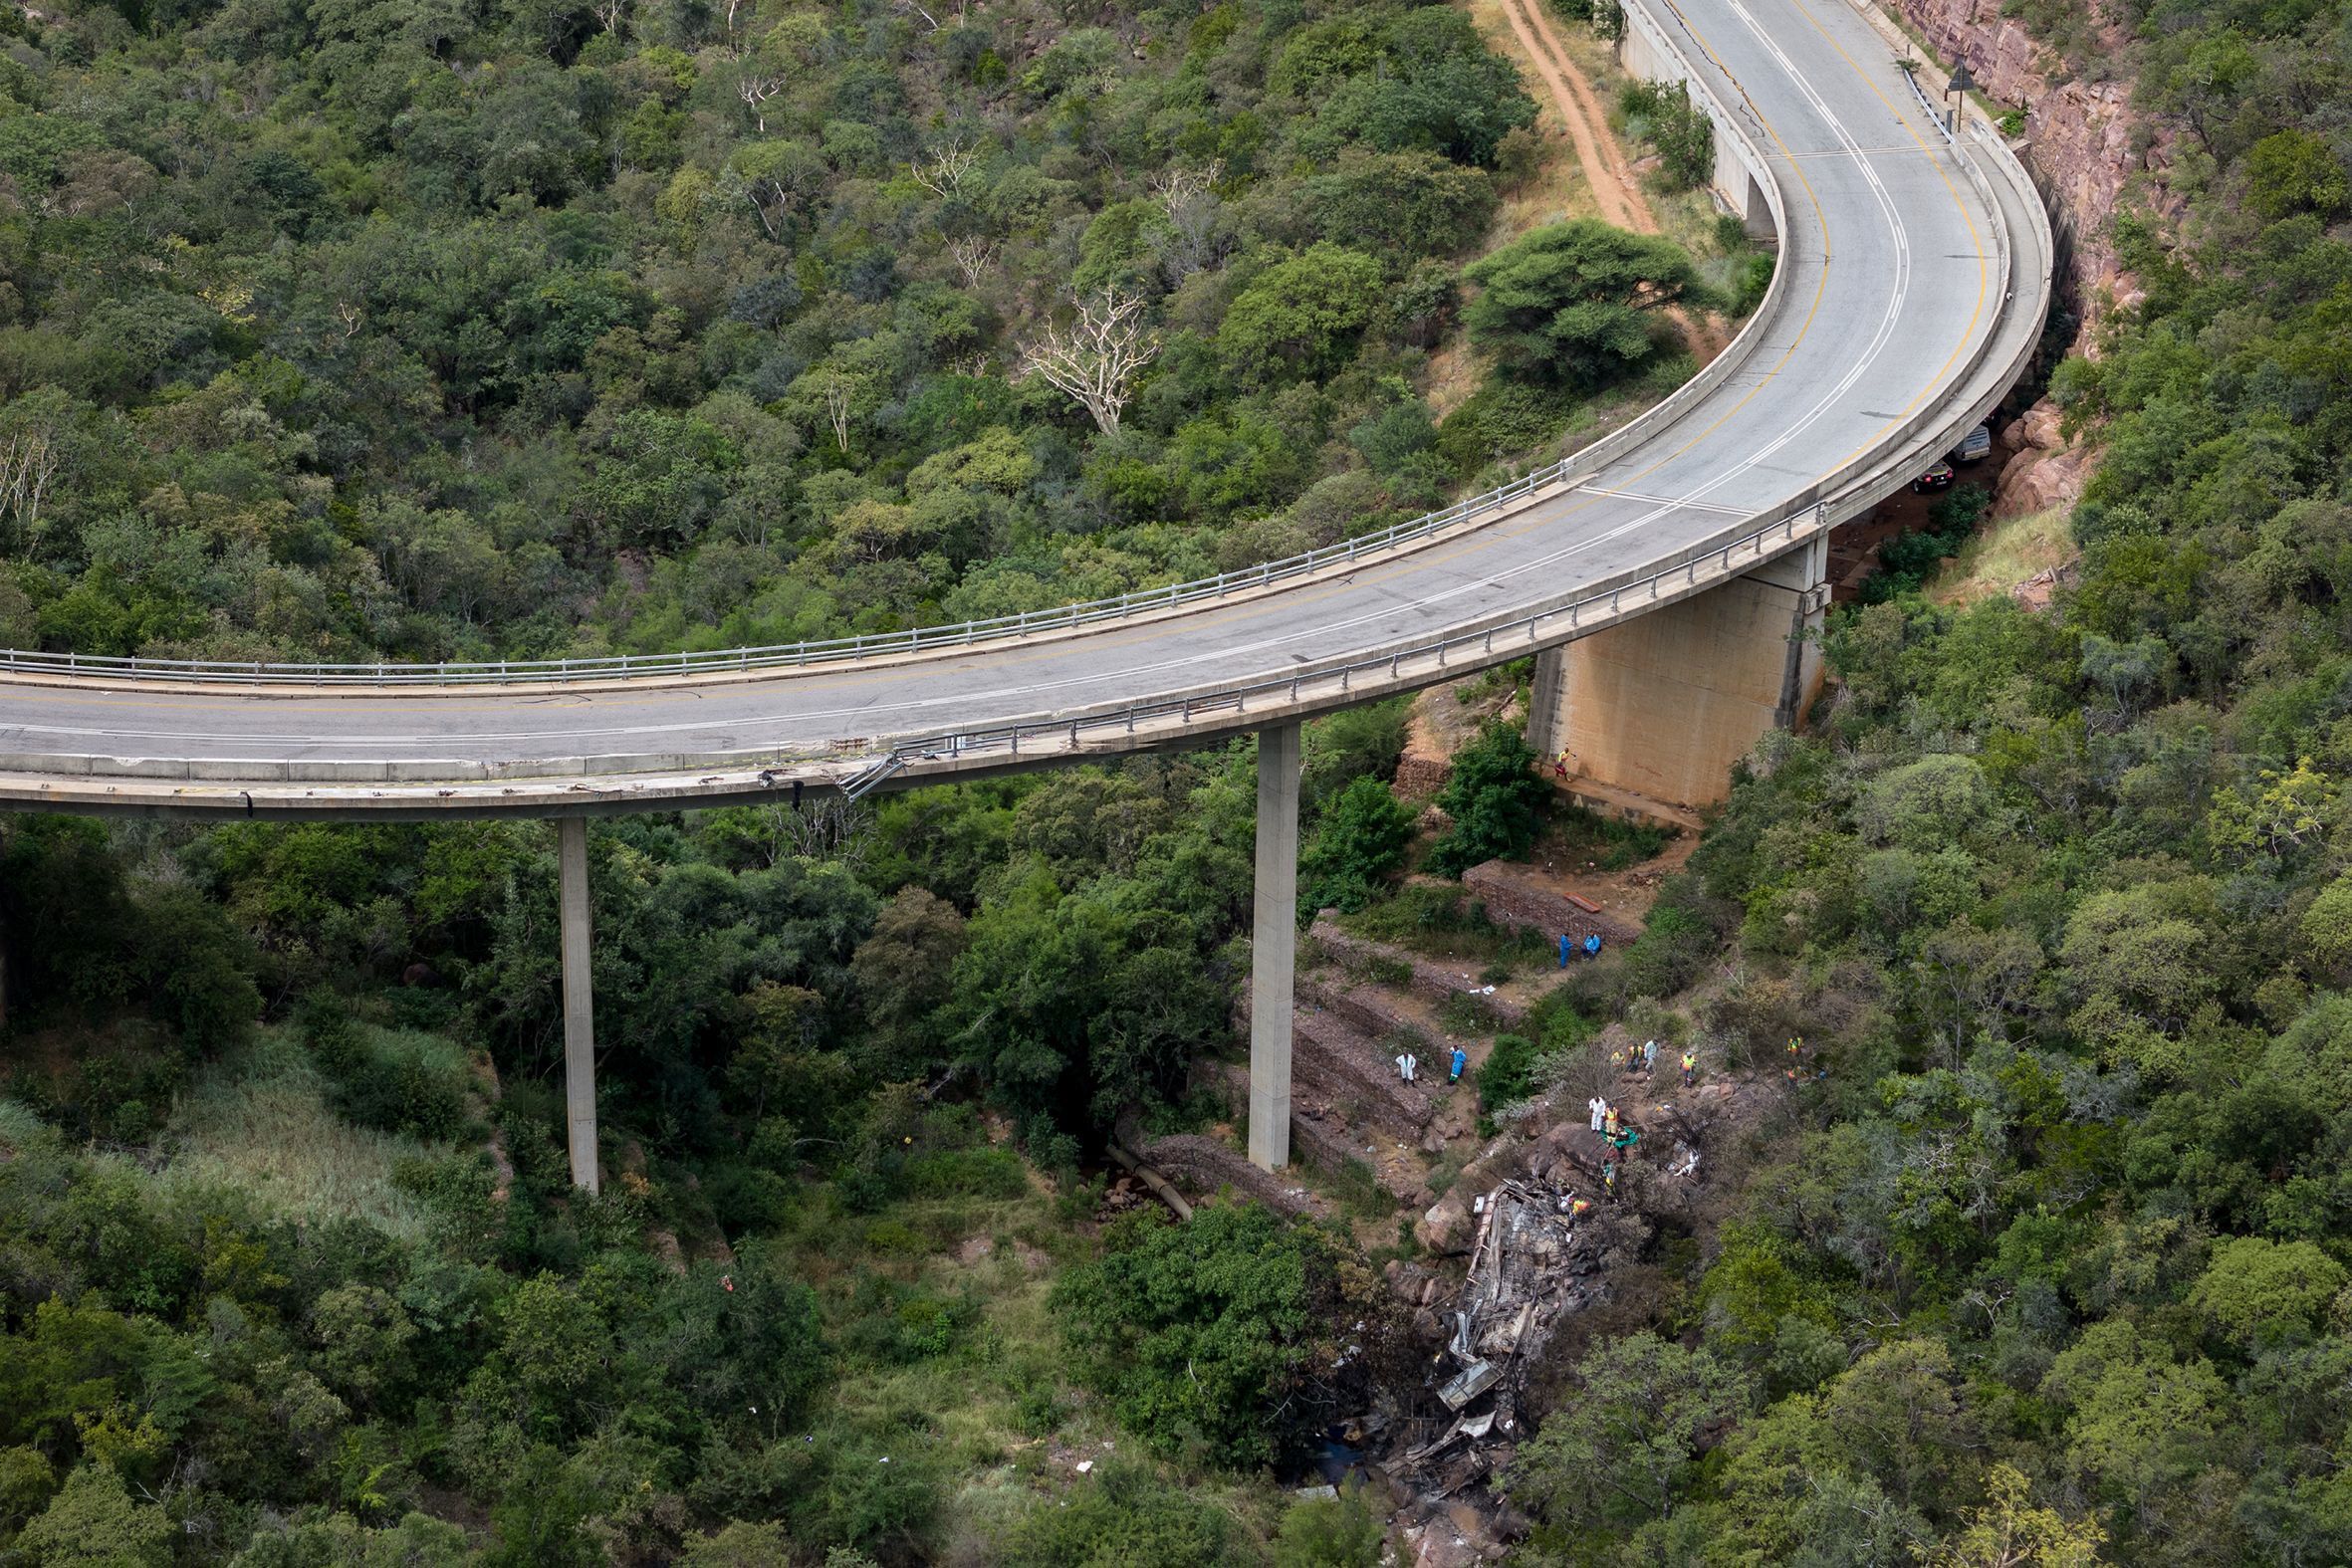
[1249,722,1300,1171]
[1105,1138,1194,1221]
[559,816,599,1195]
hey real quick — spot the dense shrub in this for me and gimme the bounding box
[1428,723,1553,874]
[1299,777,1419,915]
[997,1462,1253,1568]
[1053,1205,1365,1469]
[1463,221,1707,388]
[1619,79,1715,190]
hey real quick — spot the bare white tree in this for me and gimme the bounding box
[1146,159,1222,206]
[910,139,980,198]
[593,0,625,34]
[948,234,999,288]
[737,73,785,133]
[892,0,942,30]
[1149,159,1226,286]
[1017,288,1161,435]
[0,428,57,538]
[817,369,855,451]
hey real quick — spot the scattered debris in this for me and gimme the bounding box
[1381,1169,1607,1543]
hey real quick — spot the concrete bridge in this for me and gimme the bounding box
[0,0,2052,1192]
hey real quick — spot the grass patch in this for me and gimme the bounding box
[1342,883,1554,971]
[1439,992,1505,1035]
[1928,504,2077,607]
[159,1031,451,1242]
[1314,1153,1400,1224]
[1533,801,1677,873]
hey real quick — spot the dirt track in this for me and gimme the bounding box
[1491,0,1732,360]
[1498,0,1654,233]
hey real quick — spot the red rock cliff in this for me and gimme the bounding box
[1878,0,2179,334]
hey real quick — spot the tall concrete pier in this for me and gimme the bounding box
[559,816,599,1195]
[1249,723,1300,1171]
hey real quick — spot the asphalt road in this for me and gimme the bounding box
[0,0,2051,816]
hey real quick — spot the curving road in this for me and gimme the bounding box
[0,0,2051,819]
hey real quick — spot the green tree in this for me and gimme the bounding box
[1306,149,1497,259]
[2243,128,2349,220]
[2301,873,2352,979]
[14,1465,174,1568]
[1218,244,1386,384]
[1620,79,1714,190]
[851,886,968,1031]
[1932,1464,2106,1567]
[2190,1237,2347,1350]
[1298,777,1417,916]
[1462,220,1704,386]
[1427,722,1549,875]
[2042,1319,2233,1541]
[1052,1205,1352,1469]
[229,1511,471,1567]
[1504,1331,1753,1532]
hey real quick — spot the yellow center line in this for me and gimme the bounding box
[1775,0,1990,468]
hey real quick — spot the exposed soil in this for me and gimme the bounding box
[1491,0,1731,361]
[1398,675,1522,799]
[1471,842,1690,933]
[1500,0,1648,233]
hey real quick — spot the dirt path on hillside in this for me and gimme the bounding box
[1500,0,1652,234]
[1493,0,1732,361]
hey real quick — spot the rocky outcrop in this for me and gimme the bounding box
[1992,396,2095,519]
[1879,0,2178,334]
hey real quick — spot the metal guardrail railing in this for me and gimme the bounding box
[866,306,2043,790]
[0,275,1787,693]
[849,50,2058,794]
[870,499,1842,778]
[0,0,1814,696]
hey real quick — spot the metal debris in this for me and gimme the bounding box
[1437,1359,1501,1411]
[1387,1174,1601,1507]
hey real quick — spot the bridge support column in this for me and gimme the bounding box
[1249,722,1299,1172]
[559,816,599,1196]
[1531,536,1828,811]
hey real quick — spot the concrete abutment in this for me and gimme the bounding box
[1529,536,1827,811]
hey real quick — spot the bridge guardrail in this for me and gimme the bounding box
[854,34,2057,791]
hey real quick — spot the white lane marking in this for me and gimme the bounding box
[1573,487,1754,516]
[1774,144,1931,160]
